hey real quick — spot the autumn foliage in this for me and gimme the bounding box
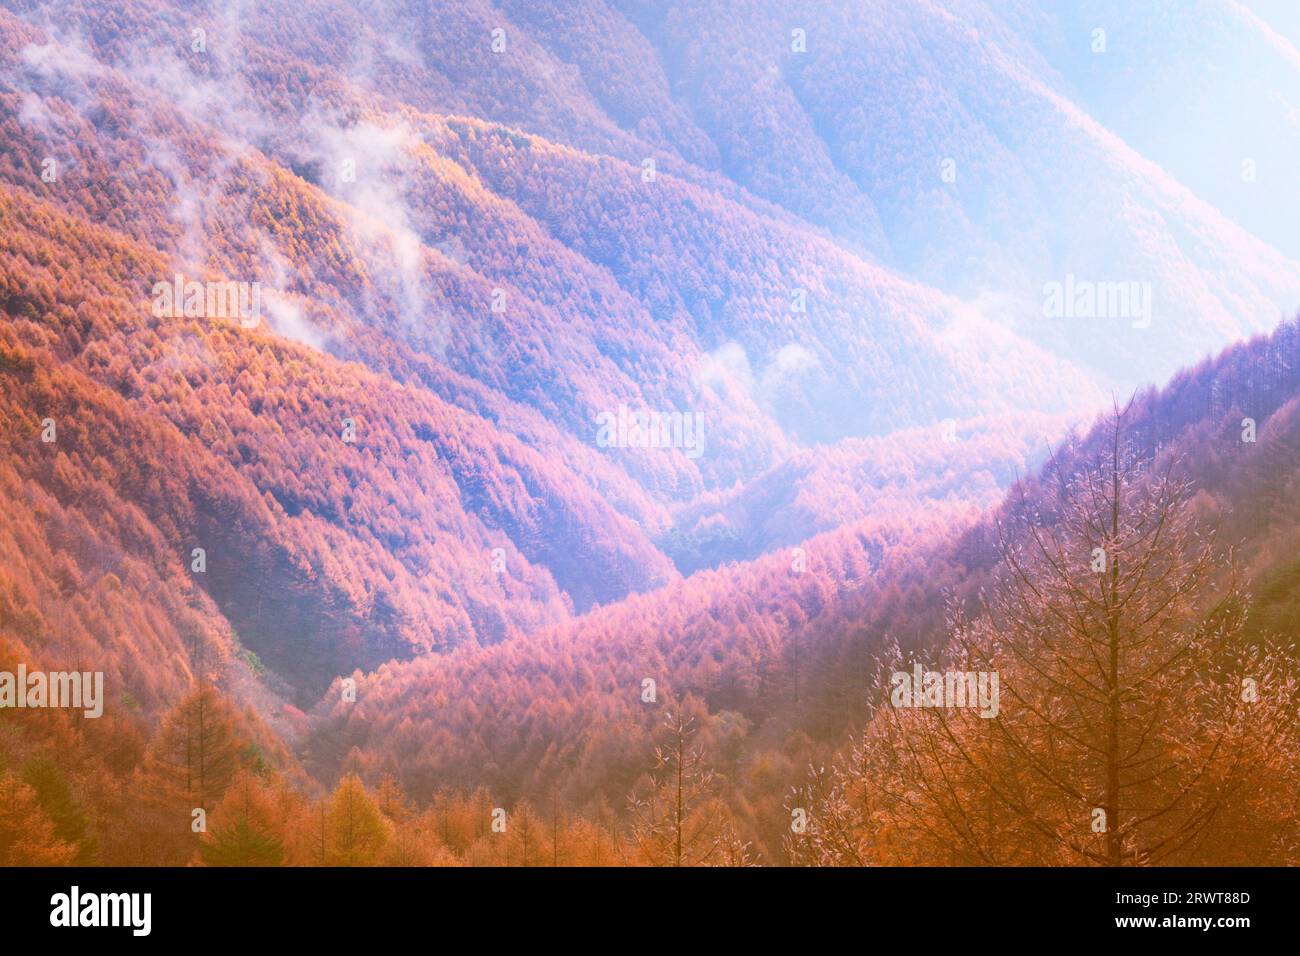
[2,0,1300,867]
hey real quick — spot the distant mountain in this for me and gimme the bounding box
[662,411,1075,573]
[1019,0,1300,263]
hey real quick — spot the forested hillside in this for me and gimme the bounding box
[2,0,1299,867]
[295,320,1300,863]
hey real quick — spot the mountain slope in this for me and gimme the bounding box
[313,317,1300,859]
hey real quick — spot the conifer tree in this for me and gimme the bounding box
[325,774,391,866]
[0,772,78,866]
[200,769,284,866]
[627,712,723,866]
